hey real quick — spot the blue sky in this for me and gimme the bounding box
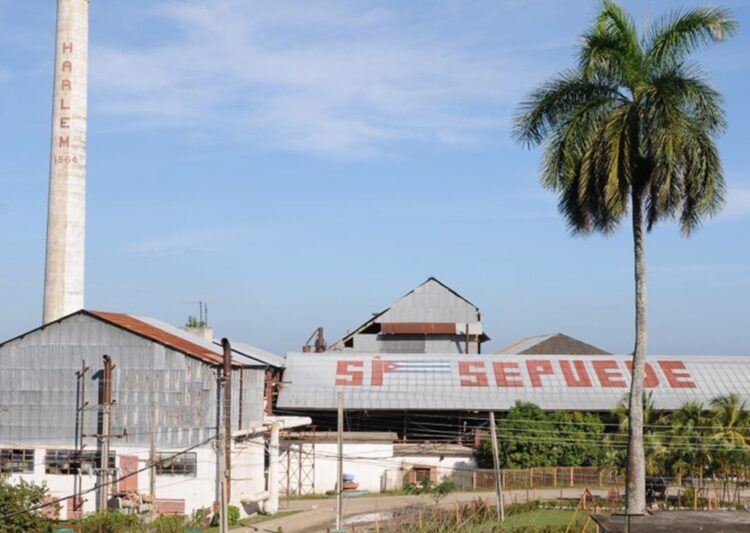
[1,0,748,355]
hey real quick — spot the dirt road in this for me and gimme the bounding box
[237,488,611,533]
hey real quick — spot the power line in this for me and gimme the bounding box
[1,434,218,521]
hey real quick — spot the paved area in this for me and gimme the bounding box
[237,488,612,533]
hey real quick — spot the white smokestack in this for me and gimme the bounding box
[43,0,89,324]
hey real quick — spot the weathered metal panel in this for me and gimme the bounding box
[0,313,266,449]
[377,279,478,324]
[278,352,750,412]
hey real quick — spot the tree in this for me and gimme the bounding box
[665,401,709,485]
[0,476,50,533]
[475,402,605,469]
[709,394,750,503]
[513,1,736,513]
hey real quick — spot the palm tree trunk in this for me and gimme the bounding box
[626,189,647,514]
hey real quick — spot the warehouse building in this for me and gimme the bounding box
[0,310,300,519]
[333,277,489,354]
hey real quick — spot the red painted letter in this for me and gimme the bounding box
[371,359,400,386]
[625,361,660,388]
[492,362,523,387]
[62,42,73,54]
[62,79,72,91]
[592,360,627,388]
[658,361,696,388]
[335,360,363,386]
[526,360,554,387]
[59,136,70,148]
[62,61,72,72]
[60,117,70,129]
[459,361,488,387]
[559,360,592,387]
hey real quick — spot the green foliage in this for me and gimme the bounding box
[513,1,736,236]
[210,504,241,527]
[227,504,240,526]
[76,511,142,533]
[475,402,605,469]
[0,476,51,533]
[403,479,455,505]
[152,515,186,533]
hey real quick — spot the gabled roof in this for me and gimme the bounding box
[220,340,285,368]
[496,332,610,355]
[1,310,283,368]
[337,277,488,345]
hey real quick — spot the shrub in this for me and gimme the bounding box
[211,504,241,527]
[77,511,142,533]
[0,476,52,533]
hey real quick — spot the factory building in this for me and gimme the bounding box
[0,310,299,519]
[275,278,750,495]
[334,277,489,354]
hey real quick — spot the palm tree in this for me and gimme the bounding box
[709,394,749,503]
[513,1,736,513]
[667,401,709,485]
[612,392,668,477]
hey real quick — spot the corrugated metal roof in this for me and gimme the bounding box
[88,311,226,365]
[496,333,610,355]
[496,334,556,354]
[1,310,282,369]
[225,340,285,368]
[337,278,488,345]
[277,352,750,411]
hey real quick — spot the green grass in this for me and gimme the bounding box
[499,509,598,531]
[203,510,300,532]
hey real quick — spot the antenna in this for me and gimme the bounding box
[185,301,208,327]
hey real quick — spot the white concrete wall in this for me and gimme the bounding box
[280,441,395,494]
[4,445,221,519]
[231,436,267,517]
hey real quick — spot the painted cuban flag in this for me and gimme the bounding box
[385,360,452,373]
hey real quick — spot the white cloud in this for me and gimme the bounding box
[90,0,552,156]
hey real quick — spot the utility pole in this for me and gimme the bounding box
[99,355,113,512]
[336,392,344,531]
[489,411,504,522]
[217,339,232,533]
[149,401,157,521]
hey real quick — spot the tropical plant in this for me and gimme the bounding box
[513,0,736,513]
[403,479,456,506]
[0,476,51,533]
[612,392,668,476]
[666,401,709,485]
[709,394,750,503]
[476,402,606,469]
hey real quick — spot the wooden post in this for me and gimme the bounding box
[489,412,504,522]
[149,401,156,521]
[336,392,344,531]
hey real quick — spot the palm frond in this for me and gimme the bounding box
[579,1,641,84]
[513,71,621,147]
[645,7,737,69]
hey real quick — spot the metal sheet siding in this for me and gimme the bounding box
[0,314,265,448]
[277,352,750,411]
[377,280,478,324]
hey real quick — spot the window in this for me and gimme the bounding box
[45,450,115,475]
[0,449,34,473]
[155,452,197,476]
